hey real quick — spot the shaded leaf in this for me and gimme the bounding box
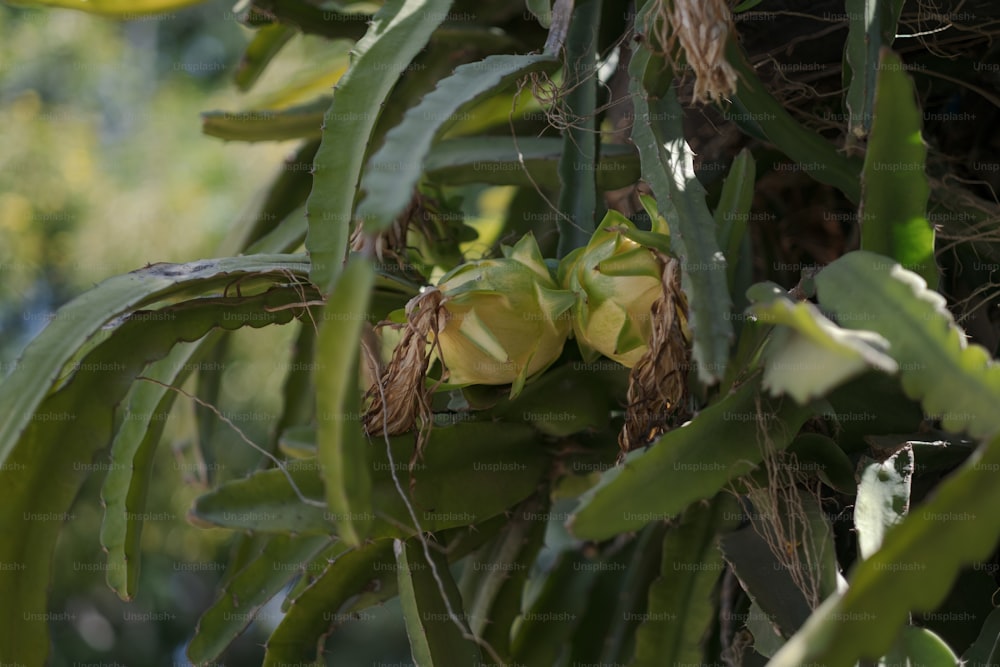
[629,25,733,383]
[844,0,905,136]
[306,0,453,292]
[860,49,937,289]
[632,494,741,666]
[568,375,814,540]
[395,538,482,665]
[357,53,559,234]
[315,255,375,546]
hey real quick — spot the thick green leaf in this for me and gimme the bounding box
[722,488,841,637]
[568,375,814,540]
[0,254,309,467]
[526,0,552,27]
[722,38,863,204]
[190,421,547,538]
[555,0,602,257]
[816,251,1000,441]
[235,24,297,92]
[459,495,548,658]
[748,284,897,403]
[592,524,667,665]
[188,465,328,534]
[860,49,937,289]
[894,626,960,665]
[424,137,640,190]
[305,0,453,293]
[273,322,316,451]
[201,97,329,142]
[315,255,375,546]
[225,141,319,255]
[4,0,202,15]
[187,535,335,665]
[844,0,905,137]
[243,1,372,41]
[787,434,857,494]
[767,429,1000,666]
[962,605,1000,667]
[629,27,733,383]
[746,600,785,658]
[357,53,558,234]
[631,494,741,666]
[854,447,913,560]
[0,282,317,665]
[100,338,217,600]
[714,148,756,296]
[396,538,482,665]
[262,541,396,666]
[510,552,593,665]
[192,335,227,483]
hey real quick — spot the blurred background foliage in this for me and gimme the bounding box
[0,2,415,664]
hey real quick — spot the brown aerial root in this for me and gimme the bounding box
[619,254,691,456]
[645,0,738,104]
[735,398,828,610]
[362,288,444,452]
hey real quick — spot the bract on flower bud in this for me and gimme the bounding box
[434,233,574,396]
[561,211,664,368]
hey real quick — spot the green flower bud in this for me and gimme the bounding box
[434,233,574,396]
[562,211,664,368]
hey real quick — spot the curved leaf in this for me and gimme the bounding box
[3,0,203,16]
[568,375,814,541]
[357,52,559,234]
[396,537,482,665]
[0,254,310,466]
[0,282,318,665]
[315,255,375,546]
[201,97,329,142]
[815,251,1000,441]
[860,49,937,289]
[424,137,640,190]
[191,421,547,539]
[235,24,297,92]
[632,495,740,666]
[100,337,219,600]
[262,541,396,667]
[305,0,453,292]
[187,535,336,665]
[748,283,897,404]
[629,23,733,384]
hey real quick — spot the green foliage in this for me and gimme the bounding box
[629,24,733,384]
[631,494,741,666]
[3,1,1000,665]
[844,0,905,136]
[860,49,937,289]
[569,376,814,540]
[305,0,453,293]
[315,255,375,546]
